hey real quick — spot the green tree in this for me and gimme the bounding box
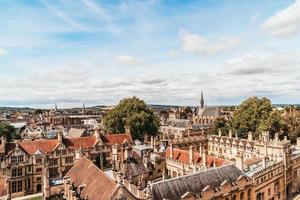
[230,97,286,139]
[103,97,159,141]
[0,123,18,142]
[210,117,229,135]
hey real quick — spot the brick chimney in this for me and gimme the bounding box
[236,154,244,171]
[189,145,194,164]
[170,143,173,159]
[248,132,253,141]
[229,130,233,138]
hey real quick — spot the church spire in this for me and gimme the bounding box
[82,103,86,115]
[200,90,204,109]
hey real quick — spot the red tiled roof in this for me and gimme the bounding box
[104,133,132,145]
[0,178,7,197]
[165,147,226,167]
[65,157,116,200]
[19,139,59,154]
[63,137,97,150]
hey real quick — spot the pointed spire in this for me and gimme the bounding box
[200,90,204,109]
[82,103,86,115]
[55,103,58,111]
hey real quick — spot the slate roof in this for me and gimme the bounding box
[65,156,117,200]
[152,165,247,200]
[197,106,220,117]
[66,128,87,138]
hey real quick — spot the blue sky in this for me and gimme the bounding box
[0,0,300,108]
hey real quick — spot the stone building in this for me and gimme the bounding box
[0,130,132,199]
[208,130,291,162]
[165,141,231,178]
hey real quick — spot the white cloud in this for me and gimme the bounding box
[0,48,7,56]
[225,52,300,75]
[115,55,142,66]
[262,0,300,37]
[180,30,240,55]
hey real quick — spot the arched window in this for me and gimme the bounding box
[240,192,244,200]
[232,194,236,200]
[247,189,251,200]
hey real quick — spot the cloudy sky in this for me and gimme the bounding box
[0,0,300,108]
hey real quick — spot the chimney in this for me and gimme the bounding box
[202,148,207,166]
[170,143,173,159]
[297,138,300,146]
[125,124,130,134]
[57,132,63,143]
[229,130,232,138]
[264,144,268,157]
[94,128,100,140]
[262,156,268,168]
[218,129,222,137]
[274,132,279,143]
[189,145,194,164]
[199,143,202,155]
[150,136,154,148]
[248,132,253,141]
[236,154,244,171]
[75,147,83,161]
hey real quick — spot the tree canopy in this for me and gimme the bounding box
[0,123,18,142]
[102,97,159,141]
[211,97,288,140]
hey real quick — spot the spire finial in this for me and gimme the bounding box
[200,90,204,109]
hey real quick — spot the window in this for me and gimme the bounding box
[240,192,244,200]
[37,177,41,181]
[247,189,251,200]
[11,180,22,193]
[11,155,24,164]
[294,171,297,178]
[12,168,22,177]
[17,180,22,192]
[36,158,42,164]
[18,155,24,162]
[28,166,31,172]
[17,168,22,176]
[12,169,17,177]
[12,181,17,193]
[268,188,271,196]
[11,156,17,164]
[49,158,58,166]
[65,156,73,164]
[49,167,59,178]
[36,168,42,173]
[26,179,30,190]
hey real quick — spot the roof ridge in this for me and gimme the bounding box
[153,164,239,185]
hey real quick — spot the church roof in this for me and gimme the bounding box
[152,165,247,200]
[197,106,220,117]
